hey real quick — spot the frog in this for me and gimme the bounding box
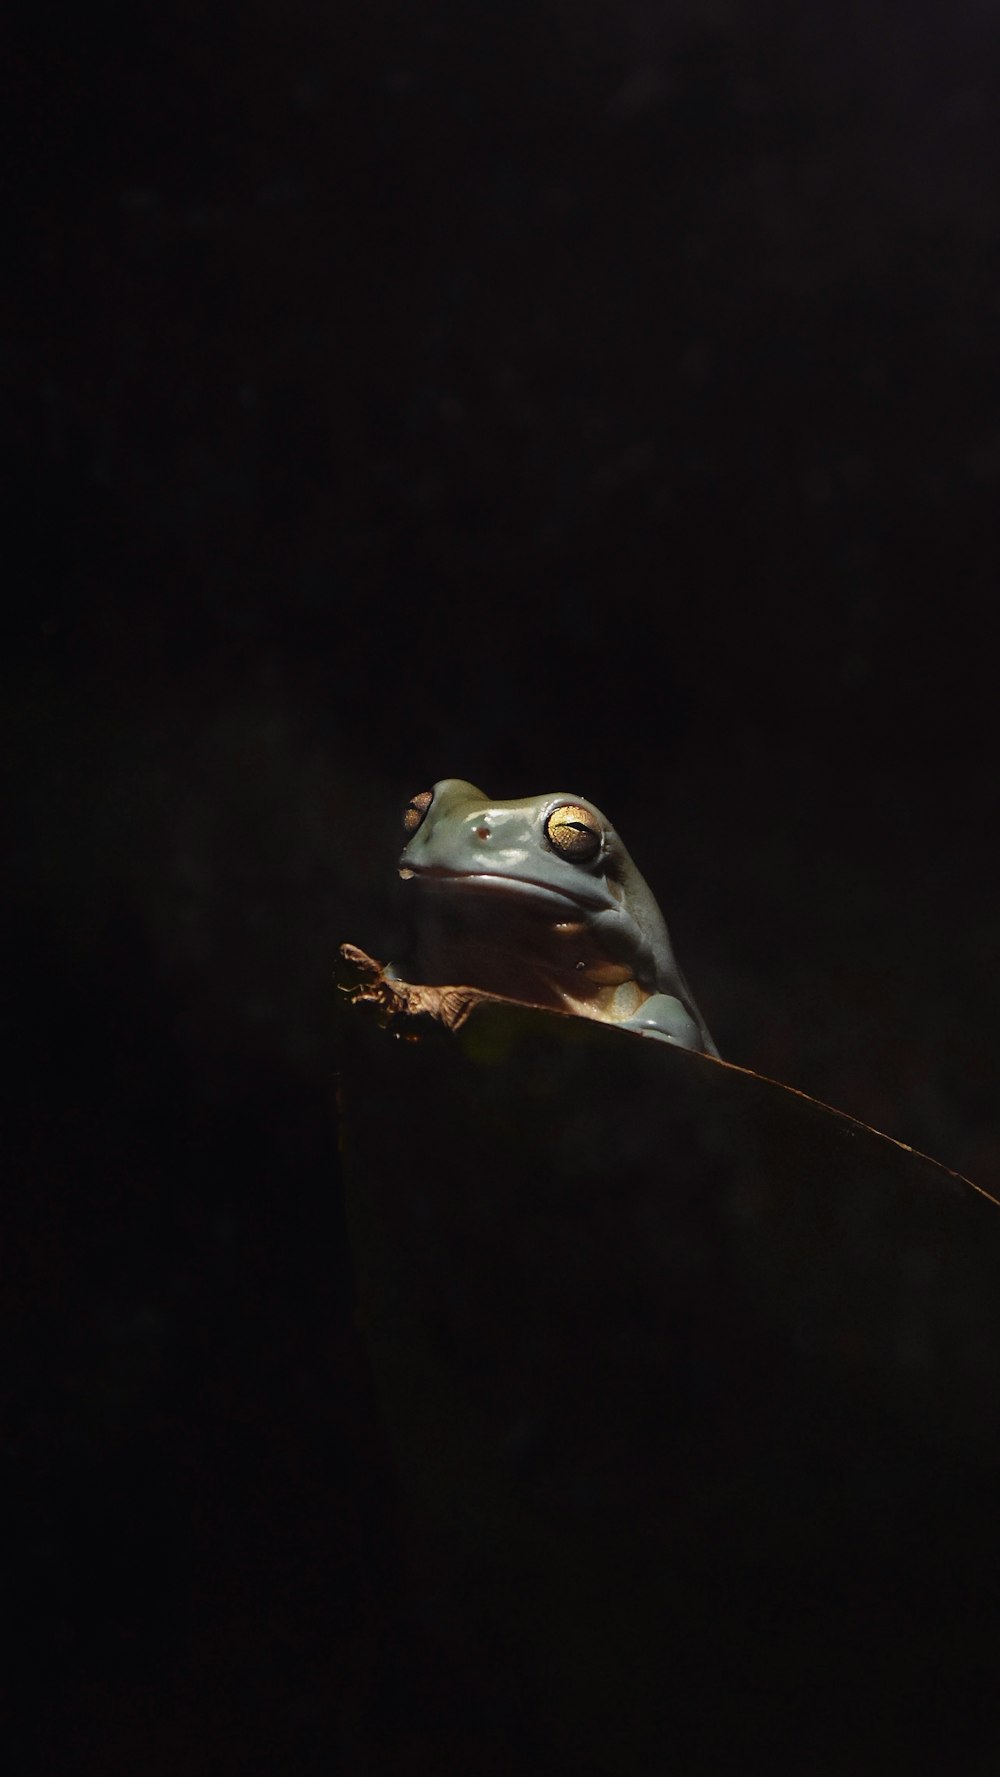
[389,778,718,1056]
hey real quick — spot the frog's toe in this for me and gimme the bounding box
[621,993,704,1054]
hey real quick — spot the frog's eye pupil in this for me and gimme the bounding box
[404,789,433,835]
[545,803,602,861]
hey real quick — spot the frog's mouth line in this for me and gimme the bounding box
[399,863,604,913]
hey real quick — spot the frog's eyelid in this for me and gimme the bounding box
[546,804,601,826]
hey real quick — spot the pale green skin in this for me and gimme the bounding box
[392,779,718,1057]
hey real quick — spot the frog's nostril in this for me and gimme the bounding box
[474,826,491,840]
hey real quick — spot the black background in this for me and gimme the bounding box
[7,2,1000,1769]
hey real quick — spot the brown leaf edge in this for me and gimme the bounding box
[338,942,518,1034]
[336,945,1000,1206]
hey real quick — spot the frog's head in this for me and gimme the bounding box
[397,778,670,996]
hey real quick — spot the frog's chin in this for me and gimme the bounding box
[400,863,605,914]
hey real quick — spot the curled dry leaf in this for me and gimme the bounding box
[338,939,562,1033]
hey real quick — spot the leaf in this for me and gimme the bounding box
[336,945,1000,1774]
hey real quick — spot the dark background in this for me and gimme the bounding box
[6,1,1000,1769]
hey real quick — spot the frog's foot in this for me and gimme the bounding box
[620,992,713,1056]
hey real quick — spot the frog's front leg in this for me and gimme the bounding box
[620,992,710,1055]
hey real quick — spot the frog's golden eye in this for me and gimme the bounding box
[403,789,433,835]
[545,803,602,862]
